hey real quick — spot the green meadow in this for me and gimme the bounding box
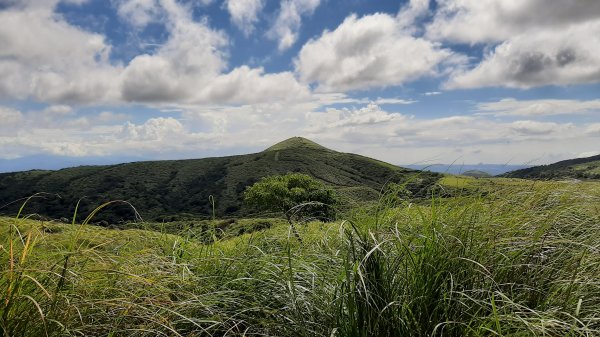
[2,177,599,336]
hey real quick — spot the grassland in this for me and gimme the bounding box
[1,177,599,336]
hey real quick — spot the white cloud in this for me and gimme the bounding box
[316,95,416,106]
[426,0,600,44]
[372,98,416,105]
[300,103,593,164]
[585,123,600,136]
[295,13,452,92]
[305,103,582,152]
[0,106,212,158]
[0,2,121,103]
[116,0,312,105]
[0,107,23,129]
[195,66,310,104]
[120,0,228,102]
[397,0,431,29]
[0,0,311,106]
[509,120,573,136]
[225,0,264,35]
[446,22,600,89]
[116,0,162,28]
[306,104,482,147]
[120,117,185,141]
[476,98,600,117]
[42,105,74,117]
[268,0,321,51]
[96,111,130,123]
[428,0,600,89]
[2,0,600,167]
[0,101,596,166]
[306,103,404,133]
[118,0,311,105]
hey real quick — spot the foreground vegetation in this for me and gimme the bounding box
[1,178,599,336]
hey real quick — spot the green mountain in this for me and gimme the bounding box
[502,154,600,180]
[461,170,491,178]
[0,137,439,222]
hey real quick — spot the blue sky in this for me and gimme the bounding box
[1,0,600,172]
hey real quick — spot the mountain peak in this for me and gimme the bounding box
[265,137,331,152]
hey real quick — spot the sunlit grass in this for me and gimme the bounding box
[1,179,599,336]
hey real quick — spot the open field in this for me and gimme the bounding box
[1,178,600,336]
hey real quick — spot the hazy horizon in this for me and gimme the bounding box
[0,139,534,174]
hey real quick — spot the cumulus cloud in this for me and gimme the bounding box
[428,0,600,89]
[225,0,264,35]
[0,105,120,158]
[116,0,154,25]
[445,22,600,89]
[0,2,121,103]
[268,0,321,51]
[120,5,310,105]
[306,103,404,133]
[509,120,573,136]
[295,13,452,92]
[397,0,431,29]
[305,103,583,152]
[477,98,600,117]
[307,104,477,147]
[120,2,228,102]
[4,105,127,133]
[0,0,312,106]
[120,117,185,141]
[118,0,311,105]
[0,106,211,159]
[0,101,596,166]
[195,66,310,104]
[2,0,600,167]
[426,0,600,44]
[116,0,162,28]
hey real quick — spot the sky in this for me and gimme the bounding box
[1,0,600,171]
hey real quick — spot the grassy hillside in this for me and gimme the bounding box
[503,154,600,180]
[0,137,439,222]
[461,169,492,178]
[1,178,599,336]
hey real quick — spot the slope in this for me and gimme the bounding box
[0,137,439,222]
[502,154,600,180]
[462,170,492,178]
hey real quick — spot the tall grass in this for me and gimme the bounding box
[334,184,600,336]
[1,180,599,336]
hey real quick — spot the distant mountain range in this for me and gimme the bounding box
[502,154,600,180]
[405,164,531,176]
[0,137,439,222]
[0,155,144,173]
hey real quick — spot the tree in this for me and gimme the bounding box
[244,173,336,239]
